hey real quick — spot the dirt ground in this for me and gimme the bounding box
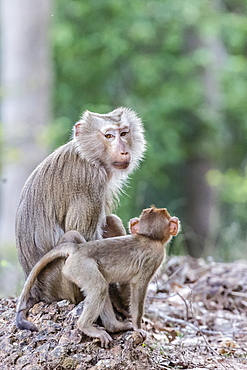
[1,256,247,369]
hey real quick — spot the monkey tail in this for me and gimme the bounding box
[16,244,73,331]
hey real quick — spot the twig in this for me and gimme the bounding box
[165,265,184,283]
[154,265,184,294]
[188,289,230,370]
[176,292,189,321]
[151,309,247,336]
[157,311,221,334]
[230,291,247,298]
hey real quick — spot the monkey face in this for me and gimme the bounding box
[73,108,146,174]
[101,126,131,170]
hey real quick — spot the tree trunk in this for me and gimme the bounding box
[184,158,218,258]
[183,2,226,257]
[0,0,52,246]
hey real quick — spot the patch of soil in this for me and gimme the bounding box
[1,256,247,369]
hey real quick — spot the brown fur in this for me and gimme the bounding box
[103,214,128,314]
[16,207,180,348]
[102,215,126,238]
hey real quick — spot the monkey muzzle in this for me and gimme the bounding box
[112,161,130,169]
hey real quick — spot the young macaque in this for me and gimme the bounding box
[16,207,180,348]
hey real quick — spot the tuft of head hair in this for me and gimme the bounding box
[147,206,171,218]
[138,206,171,242]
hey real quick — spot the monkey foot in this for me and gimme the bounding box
[81,326,113,348]
[104,319,132,333]
[124,329,147,348]
[135,328,147,341]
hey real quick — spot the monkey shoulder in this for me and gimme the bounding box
[26,141,107,181]
[20,141,108,202]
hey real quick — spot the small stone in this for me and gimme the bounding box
[62,356,80,369]
[57,300,70,308]
[30,302,46,315]
[16,354,31,366]
[0,338,13,352]
[50,345,67,358]
[59,329,82,346]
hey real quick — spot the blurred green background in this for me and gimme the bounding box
[1,0,247,297]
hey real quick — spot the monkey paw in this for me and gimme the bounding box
[135,328,147,341]
[81,326,112,348]
[124,329,147,348]
[98,330,113,348]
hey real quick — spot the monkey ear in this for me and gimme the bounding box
[129,217,140,235]
[169,217,180,236]
[74,123,82,137]
[74,110,94,137]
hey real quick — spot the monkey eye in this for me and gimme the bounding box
[120,131,129,137]
[105,133,114,139]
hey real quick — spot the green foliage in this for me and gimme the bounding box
[207,167,247,260]
[52,0,247,254]
[208,168,247,226]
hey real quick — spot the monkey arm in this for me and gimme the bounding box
[65,199,104,240]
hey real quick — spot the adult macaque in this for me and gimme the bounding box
[15,108,146,317]
[16,207,180,348]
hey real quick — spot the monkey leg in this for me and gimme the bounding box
[102,215,131,318]
[100,294,132,333]
[129,280,149,340]
[77,287,113,348]
[62,256,113,348]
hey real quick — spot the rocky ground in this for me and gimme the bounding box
[1,256,247,369]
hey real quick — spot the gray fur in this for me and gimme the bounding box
[15,107,146,305]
